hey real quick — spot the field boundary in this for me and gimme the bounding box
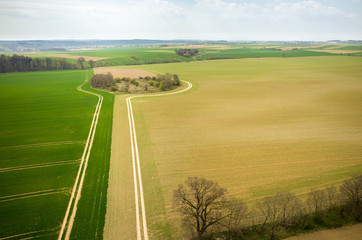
[126,80,192,240]
[58,72,104,240]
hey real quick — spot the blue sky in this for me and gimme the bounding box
[0,0,361,40]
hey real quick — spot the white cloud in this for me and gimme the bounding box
[195,0,260,19]
[0,0,361,40]
[273,0,354,18]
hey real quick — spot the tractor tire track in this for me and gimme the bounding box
[58,72,103,240]
[126,80,192,239]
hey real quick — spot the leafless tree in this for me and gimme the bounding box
[77,57,86,69]
[275,192,303,227]
[89,59,95,68]
[90,73,113,88]
[173,177,229,240]
[326,186,339,208]
[257,195,280,238]
[340,175,362,220]
[224,198,248,235]
[306,189,328,214]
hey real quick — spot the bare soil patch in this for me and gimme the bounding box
[286,223,362,240]
[94,68,157,79]
[55,55,110,61]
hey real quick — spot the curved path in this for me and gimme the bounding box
[58,72,104,240]
[104,80,192,240]
[127,80,192,240]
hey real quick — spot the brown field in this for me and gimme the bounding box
[93,67,157,78]
[308,49,362,54]
[286,223,362,240]
[105,57,362,239]
[104,95,135,240]
[55,55,110,61]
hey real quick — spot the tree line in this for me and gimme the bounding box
[0,54,79,73]
[173,174,362,239]
[0,54,100,73]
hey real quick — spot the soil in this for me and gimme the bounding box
[286,223,362,240]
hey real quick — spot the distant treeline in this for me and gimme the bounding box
[175,49,199,58]
[0,54,79,73]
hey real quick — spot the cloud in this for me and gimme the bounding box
[0,0,361,40]
[195,0,260,19]
[273,0,353,19]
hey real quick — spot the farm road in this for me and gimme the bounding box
[104,80,192,240]
[58,72,104,240]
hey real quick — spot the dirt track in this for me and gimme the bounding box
[58,72,104,240]
[286,223,362,240]
[104,80,192,240]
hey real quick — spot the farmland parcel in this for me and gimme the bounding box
[0,70,113,239]
[108,56,362,239]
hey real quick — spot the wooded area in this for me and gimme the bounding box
[0,54,79,73]
[90,72,181,93]
[175,49,200,58]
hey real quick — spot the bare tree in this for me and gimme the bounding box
[224,198,248,236]
[173,177,229,240]
[275,192,303,227]
[89,59,95,68]
[90,73,113,88]
[257,195,280,238]
[306,189,328,213]
[340,175,362,221]
[77,57,86,69]
[326,186,339,208]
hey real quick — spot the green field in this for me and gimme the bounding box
[2,47,362,240]
[108,56,362,239]
[0,70,113,239]
[21,44,350,67]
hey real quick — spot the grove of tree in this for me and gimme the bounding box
[173,174,362,240]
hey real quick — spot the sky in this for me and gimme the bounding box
[0,0,361,41]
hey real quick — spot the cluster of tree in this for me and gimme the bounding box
[90,73,114,89]
[114,73,180,92]
[154,73,180,91]
[175,49,199,58]
[173,174,362,240]
[0,54,79,73]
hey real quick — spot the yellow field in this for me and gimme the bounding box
[108,56,362,239]
[308,49,362,54]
